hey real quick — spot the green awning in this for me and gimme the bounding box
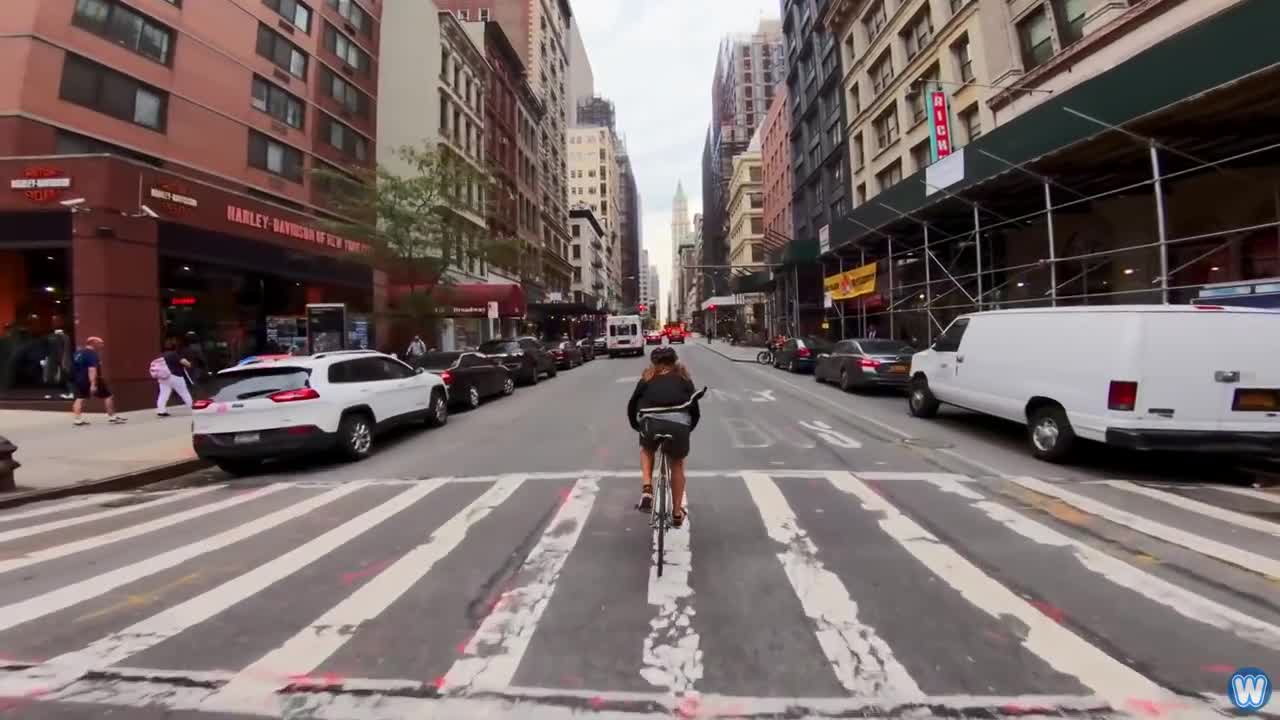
[732,271,775,294]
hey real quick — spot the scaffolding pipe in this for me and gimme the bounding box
[1044,182,1057,307]
[973,205,983,311]
[859,249,866,337]
[837,256,846,339]
[924,224,933,344]
[1150,141,1170,304]
[887,236,895,340]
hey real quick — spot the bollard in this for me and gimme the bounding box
[0,436,18,492]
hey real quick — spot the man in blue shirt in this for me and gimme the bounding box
[71,336,126,426]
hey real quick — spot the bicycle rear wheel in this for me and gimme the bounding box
[655,450,669,577]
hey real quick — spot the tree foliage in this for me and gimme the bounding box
[313,142,520,321]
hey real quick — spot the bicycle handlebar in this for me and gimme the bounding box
[635,386,708,416]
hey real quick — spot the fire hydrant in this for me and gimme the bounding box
[0,436,18,492]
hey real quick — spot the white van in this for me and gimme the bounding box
[906,305,1280,462]
[606,315,643,358]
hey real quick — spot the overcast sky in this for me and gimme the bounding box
[572,0,781,321]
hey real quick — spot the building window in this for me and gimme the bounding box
[326,116,368,161]
[960,104,982,142]
[325,23,370,74]
[479,8,491,21]
[1018,7,1054,70]
[572,244,580,259]
[248,130,303,181]
[852,133,864,170]
[911,140,931,170]
[843,31,856,65]
[59,53,167,131]
[326,0,370,37]
[848,81,861,116]
[902,8,933,61]
[1055,0,1088,47]
[950,0,969,14]
[256,24,308,79]
[952,36,974,83]
[855,183,866,204]
[909,64,940,124]
[873,105,898,150]
[263,0,311,33]
[251,75,304,128]
[870,51,894,96]
[323,67,369,116]
[876,160,902,191]
[862,0,887,40]
[71,0,174,65]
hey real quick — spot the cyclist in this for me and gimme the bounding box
[627,346,700,527]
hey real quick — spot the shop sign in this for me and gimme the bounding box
[818,224,831,255]
[929,91,954,162]
[149,183,198,216]
[226,205,369,254]
[10,167,71,203]
[823,262,877,301]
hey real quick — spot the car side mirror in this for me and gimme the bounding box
[415,367,425,375]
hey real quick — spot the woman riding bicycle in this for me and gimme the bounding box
[627,346,700,527]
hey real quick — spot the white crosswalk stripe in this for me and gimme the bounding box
[0,470,1272,720]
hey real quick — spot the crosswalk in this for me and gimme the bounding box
[0,470,1275,719]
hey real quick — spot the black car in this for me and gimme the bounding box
[477,337,557,385]
[416,351,515,409]
[576,338,595,361]
[773,336,834,373]
[551,341,584,369]
[593,336,607,354]
[814,339,915,392]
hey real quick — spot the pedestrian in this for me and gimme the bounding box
[71,336,125,426]
[152,338,194,417]
[406,335,427,361]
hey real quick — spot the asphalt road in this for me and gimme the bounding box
[0,339,1277,719]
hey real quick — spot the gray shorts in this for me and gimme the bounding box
[639,417,690,460]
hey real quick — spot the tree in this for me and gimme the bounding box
[313,142,520,325]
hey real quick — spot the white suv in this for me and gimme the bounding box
[192,350,448,475]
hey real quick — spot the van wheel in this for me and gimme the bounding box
[839,369,853,392]
[338,412,375,460]
[907,377,940,418]
[1028,405,1075,463]
[215,459,261,477]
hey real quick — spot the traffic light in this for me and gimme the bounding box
[707,304,717,312]
[638,303,647,313]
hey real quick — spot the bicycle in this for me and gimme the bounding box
[756,349,773,365]
[635,386,707,577]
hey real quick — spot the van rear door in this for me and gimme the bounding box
[1139,309,1280,432]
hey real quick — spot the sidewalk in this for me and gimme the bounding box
[0,407,202,497]
[692,336,767,363]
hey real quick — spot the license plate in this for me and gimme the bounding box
[234,432,260,445]
[1232,389,1279,411]
[619,340,630,345]
[889,364,908,374]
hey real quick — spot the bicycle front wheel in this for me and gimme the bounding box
[757,350,772,364]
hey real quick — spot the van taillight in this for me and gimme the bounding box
[193,399,213,410]
[1107,381,1138,411]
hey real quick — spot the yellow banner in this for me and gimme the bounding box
[823,262,877,301]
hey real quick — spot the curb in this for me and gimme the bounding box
[693,341,761,364]
[0,458,211,510]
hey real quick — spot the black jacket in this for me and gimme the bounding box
[627,372,701,432]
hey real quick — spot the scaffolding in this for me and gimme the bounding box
[819,84,1280,346]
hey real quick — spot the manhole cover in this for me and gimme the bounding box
[900,437,955,449]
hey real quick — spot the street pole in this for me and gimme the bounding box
[887,236,896,341]
[973,205,983,311]
[1150,141,1170,304]
[1044,181,1057,307]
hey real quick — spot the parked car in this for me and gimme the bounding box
[907,305,1280,462]
[815,339,916,392]
[416,351,514,409]
[576,337,595,361]
[550,340,584,369]
[593,336,607,354]
[773,336,834,373]
[478,337,557,385]
[192,350,447,476]
[645,330,664,346]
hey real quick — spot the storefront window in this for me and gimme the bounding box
[158,256,370,374]
[0,249,74,399]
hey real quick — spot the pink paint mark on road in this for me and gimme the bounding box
[432,675,447,690]
[0,688,48,714]
[1029,600,1065,624]
[340,559,395,587]
[1201,664,1236,674]
[676,695,702,718]
[1125,698,1182,718]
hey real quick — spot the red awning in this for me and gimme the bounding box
[389,282,527,318]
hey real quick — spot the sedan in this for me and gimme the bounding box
[478,337,557,385]
[576,337,595,362]
[550,341,584,369]
[416,351,515,409]
[644,331,664,346]
[773,336,834,373]
[814,339,916,392]
[593,336,607,355]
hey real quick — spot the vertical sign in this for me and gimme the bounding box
[929,91,953,162]
[818,224,831,255]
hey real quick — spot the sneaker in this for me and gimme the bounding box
[107,415,128,424]
[636,485,653,513]
[72,417,89,426]
[157,412,171,417]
